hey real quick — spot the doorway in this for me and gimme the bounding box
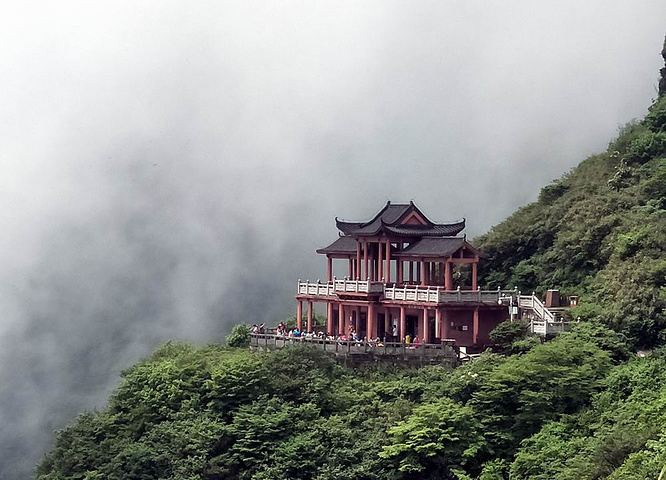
[377,313,385,339]
[406,315,418,339]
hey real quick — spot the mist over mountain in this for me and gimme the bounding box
[1,2,666,478]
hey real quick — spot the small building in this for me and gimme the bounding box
[295,201,512,351]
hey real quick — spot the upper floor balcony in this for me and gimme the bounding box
[297,278,384,297]
[297,278,516,305]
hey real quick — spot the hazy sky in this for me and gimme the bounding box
[1,1,665,477]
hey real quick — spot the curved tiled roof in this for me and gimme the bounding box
[384,221,466,237]
[335,201,465,237]
[316,236,358,255]
[393,237,468,258]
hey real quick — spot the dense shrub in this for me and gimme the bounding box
[645,95,666,132]
[627,131,666,164]
[226,323,251,348]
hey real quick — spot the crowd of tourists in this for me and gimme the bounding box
[250,323,266,334]
[253,321,423,346]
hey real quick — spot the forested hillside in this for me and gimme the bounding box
[477,94,666,348]
[34,325,666,480]
[35,57,666,480]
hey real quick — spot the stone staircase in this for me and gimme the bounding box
[516,293,572,335]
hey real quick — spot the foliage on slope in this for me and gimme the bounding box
[476,95,666,348]
[511,349,666,480]
[36,324,622,480]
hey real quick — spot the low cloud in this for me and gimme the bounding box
[0,1,664,477]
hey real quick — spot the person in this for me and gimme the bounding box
[259,323,265,334]
[414,336,421,346]
[404,334,411,344]
[251,324,259,334]
[392,324,398,340]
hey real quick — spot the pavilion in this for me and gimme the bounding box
[295,201,510,350]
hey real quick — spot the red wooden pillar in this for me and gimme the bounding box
[385,308,391,336]
[473,308,479,345]
[442,310,450,339]
[307,301,313,332]
[422,307,429,343]
[363,240,369,280]
[472,259,478,290]
[356,242,362,279]
[435,308,441,339]
[378,241,384,281]
[445,261,452,290]
[416,262,421,284]
[367,303,375,340]
[327,257,333,282]
[420,260,426,286]
[385,241,391,283]
[400,306,406,340]
[327,302,334,335]
[296,301,303,331]
[397,259,403,284]
[338,303,344,335]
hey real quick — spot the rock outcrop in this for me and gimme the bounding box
[659,35,666,96]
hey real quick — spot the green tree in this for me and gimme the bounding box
[226,324,251,348]
[488,320,535,353]
[380,397,486,479]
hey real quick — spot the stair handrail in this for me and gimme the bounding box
[529,293,556,323]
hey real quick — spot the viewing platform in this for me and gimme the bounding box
[249,333,459,366]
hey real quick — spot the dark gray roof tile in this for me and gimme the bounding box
[393,237,468,258]
[316,236,358,254]
[335,201,464,237]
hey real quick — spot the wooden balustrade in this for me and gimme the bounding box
[383,285,516,304]
[297,278,384,297]
[298,279,516,305]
